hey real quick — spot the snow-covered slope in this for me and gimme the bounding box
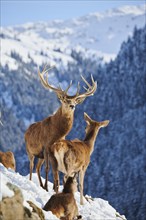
[1,4,145,70]
[0,164,126,220]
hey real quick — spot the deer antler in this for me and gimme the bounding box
[39,66,97,98]
[75,75,97,100]
[65,80,73,93]
[38,65,73,95]
[38,65,62,93]
[75,82,80,96]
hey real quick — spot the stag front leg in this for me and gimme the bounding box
[44,148,49,191]
[36,158,44,188]
[79,169,86,205]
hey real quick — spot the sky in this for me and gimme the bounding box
[1,0,145,27]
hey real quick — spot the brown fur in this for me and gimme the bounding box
[43,176,81,220]
[25,67,97,191]
[25,103,75,190]
[50,113,110,204]
[0,151,16,171]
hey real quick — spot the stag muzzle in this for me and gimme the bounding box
[70,105,75,110]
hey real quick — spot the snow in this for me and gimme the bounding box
[2,91,13,108]
[0,164,126,220]
[1,54,19,70]
[23,116,35,128]
[0,172,14,200]
[1,4,145,71]
[106,5,145,16]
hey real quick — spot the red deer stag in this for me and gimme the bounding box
[43,175,82,220]
[49,113,109,204]
[25,66,97,191]
[0,151,16,171]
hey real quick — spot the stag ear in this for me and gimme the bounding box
[84,112,92,124]
[57,93,64,101]
[75,97,85,104]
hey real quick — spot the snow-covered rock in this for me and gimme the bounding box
[0,164,126,220]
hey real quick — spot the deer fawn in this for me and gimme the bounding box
[0,151,16,171]
[49,112,109,204]
[43,175,82,220]
[25,66,97,191]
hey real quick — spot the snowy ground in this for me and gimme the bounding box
[0,164,126,220]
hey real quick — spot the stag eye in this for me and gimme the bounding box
[63,98,68,102]
[66,100,71,104]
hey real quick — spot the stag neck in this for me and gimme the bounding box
[84,128,99,155]
[53,104,75,121]
[53,105,74,130]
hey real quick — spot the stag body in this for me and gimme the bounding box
[25,66,97,191]
[50,113,109,204]
[43,176,81,220]
[25,103,74,189]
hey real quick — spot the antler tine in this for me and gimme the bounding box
[38,65,64,94]
[58,83,63,91]
[91,74,95,84]
[65,80,73,94]
[38,66,48,88]
[40,64,54,78]
[39,65,56,76]
[74,75,97,100]
[76,82,80,95]
[81,75,92,88]
[83,86,88,91]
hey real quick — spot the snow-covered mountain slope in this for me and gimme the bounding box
[0,164,126,220]
[1,4,145,70]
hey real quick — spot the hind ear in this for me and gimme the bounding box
[100,120,110,128]
[84,112,92,124]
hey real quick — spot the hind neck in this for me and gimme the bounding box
[84,128,99,155]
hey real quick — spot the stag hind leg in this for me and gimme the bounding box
[36,158,44,188]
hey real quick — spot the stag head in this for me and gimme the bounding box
[38,66,97,110]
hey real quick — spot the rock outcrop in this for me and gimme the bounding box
[0,182,45,220]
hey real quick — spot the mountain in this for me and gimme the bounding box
[0,164,126,220]
[1,4,145,70]
[77,25,146,220]
[0,4,146,220]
